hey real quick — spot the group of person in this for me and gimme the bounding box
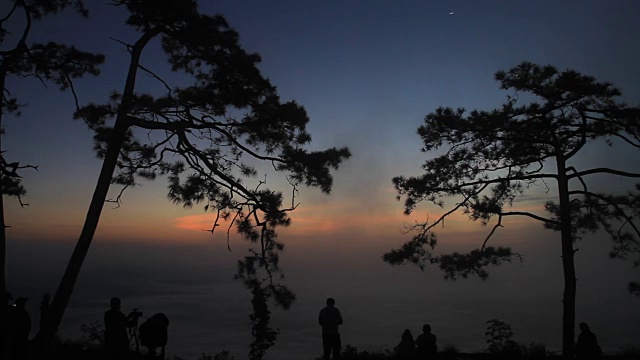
[3,294,168,360]
[4,293,51,360]
[3,293,604,360]
[104,297,169,360]
[395,325,438,359]
[319,297,437,360]
[319,297,603,360]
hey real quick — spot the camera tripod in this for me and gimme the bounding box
[128,311,142,355]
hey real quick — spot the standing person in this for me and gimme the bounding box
[8,297,31,360]
[415,324,437,359]
[576,322,602,360]
[318,297,343,360]
[104,297,131,359]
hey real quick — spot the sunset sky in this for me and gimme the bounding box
[4,1,640,359]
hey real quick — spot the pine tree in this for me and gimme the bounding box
[384,62,640,358]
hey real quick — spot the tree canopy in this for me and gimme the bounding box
[1,0,103,202]
[48,1,350,358]
[1,0,103,353]
[384,62,640,358]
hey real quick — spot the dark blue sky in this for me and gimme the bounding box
[6,0,640,205]
[3,1,640,359]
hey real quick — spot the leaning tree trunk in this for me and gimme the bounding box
[47,123,128,335]
[556,155,576,360]
[47,30,157,339]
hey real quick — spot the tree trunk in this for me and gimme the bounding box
[47,30,157,339]
[47,124,128,335]
[0,192,7,360]
[0,68,8,360]
[557,156,576,359]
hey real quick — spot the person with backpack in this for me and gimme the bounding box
[139,313,169,359]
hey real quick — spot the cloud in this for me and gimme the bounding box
[174,213,220,232]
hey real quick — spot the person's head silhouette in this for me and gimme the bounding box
[326,298,335,307]
[579,322,590,333]
[402,329,413,341]
[422,324,431,334]
[110,297,121,311]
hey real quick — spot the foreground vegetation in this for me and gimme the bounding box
[37,340,640,360]
[23,318,638,360]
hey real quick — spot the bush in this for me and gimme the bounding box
[327,344,392,360]
[617,346,640,359]
[440,344,460,359]
[197,351,236,360]
[79,321,105,349]
[522,342,548,359]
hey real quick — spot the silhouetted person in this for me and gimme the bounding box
[38,293,52,352]
[139,313,169,359]
[395,328,416,359]
[8,297,31,360]
[415,324,437,359]
[576,322,601,360]
[319,297,343,359]
[104,297,132,359]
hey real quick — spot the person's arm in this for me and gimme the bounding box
[336,309,343,325]
[318,310,324,326]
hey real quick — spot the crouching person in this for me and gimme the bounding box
[139,313,169,359]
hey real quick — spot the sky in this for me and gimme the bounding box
[3,1,640,359]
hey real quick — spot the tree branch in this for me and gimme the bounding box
[427,173,559,194]
[565,166,588,192]
[500,211,559,225]
[568,190,640,239]
[138,62,171,94]
[409,183,490,236]
[568,168,640,179]
[0,0,31,57]
[481,214,504,250]
[564,110,588,160]
[176,129,263,208]
[0,1,19,23]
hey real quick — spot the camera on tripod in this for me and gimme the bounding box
[128,308,143,322]
[127,308,144,353]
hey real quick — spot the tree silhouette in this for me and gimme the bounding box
[47,1,350,356]
[383,62,640,359]
[485,319,515,355]
[0,0,103,352]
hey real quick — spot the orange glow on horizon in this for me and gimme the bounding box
[174,213,221,232]
[6,196,550,246]
[172,200,547,241]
